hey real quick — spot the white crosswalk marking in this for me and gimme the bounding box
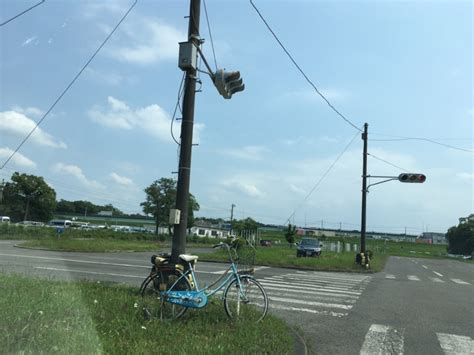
[433,271,443,277]
[451,279,470,285]
[385,274,396,279]
[360,324,404,355]
[429,277,445,283]
[407,275,420,281]
[359,325,474,355]
[437,333,474,355]
[261,271,370,317]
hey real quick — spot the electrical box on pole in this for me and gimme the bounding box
[169,209,181,225]
[178,41,197,71]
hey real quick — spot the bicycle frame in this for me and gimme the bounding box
[162,259,247,309]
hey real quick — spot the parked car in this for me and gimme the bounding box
[0,216,10,223]
[260,240,272,247]
[296,238,322,257]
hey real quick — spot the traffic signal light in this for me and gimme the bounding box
[213,69,245,99]
[398,173,426,183]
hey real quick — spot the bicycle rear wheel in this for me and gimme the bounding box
[223,275,268,322]
[139,269,191,320]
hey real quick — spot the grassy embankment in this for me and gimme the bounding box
[0,273,293,354]
[2,224,457,272]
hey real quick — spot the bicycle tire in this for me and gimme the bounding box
[223,275,268,322]
[139,269,191,320]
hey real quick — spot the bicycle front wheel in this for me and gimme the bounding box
[223,276,268,322]
[139,269,191,320]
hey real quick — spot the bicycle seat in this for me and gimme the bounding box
[179,254,198,263]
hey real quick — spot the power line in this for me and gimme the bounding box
[0,0,45,27]
[0,0,138,170]
[370,134,473,153]
[202,0,218,71]
[285,130,360,224]
[250,0,362,132]
[170,73,186,145]
[367,153,409,172]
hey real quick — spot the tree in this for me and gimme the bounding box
[285,224,297,246]
[446,214,474,255]
[232,217,259,234]
[0,172,56,222]
[141,178,199,235]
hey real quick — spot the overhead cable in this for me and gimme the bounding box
[370,134,473,153]
[367,153,409,172]
[250,0,362,132]
[285,131,360,225]
[0,0,45,27]
[203,0,218,71]
[0,0,138,170]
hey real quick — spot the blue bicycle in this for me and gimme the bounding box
[139,242,268,322]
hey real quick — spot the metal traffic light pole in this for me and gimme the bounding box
[171,0,201,263]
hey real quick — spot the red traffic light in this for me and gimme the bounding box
[398,173,426,183]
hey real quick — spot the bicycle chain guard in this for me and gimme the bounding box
[165,290,208,309]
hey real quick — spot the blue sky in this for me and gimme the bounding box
[0,0,472,234]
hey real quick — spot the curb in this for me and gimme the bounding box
[291,326,308,355]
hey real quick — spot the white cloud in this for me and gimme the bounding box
[456,172,474,180]
[0,110,67,149]
[221,178,264,198]
[221,146,269,161]
[11,106,44,117]
[110,172,134,186]
[281,88,348,104]
[0,147,36,168]
[22,36,38,47]
[88,96,204,143]
[85,68,124,86]
[53,163,102,189]
[105,19,185,65]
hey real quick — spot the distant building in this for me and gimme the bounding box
[420,232,447,245]
[98,211,113,216]
[190,223,230,239]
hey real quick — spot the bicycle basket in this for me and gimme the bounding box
[235,243,256,275]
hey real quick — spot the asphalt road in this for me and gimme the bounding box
[0,241,473,354]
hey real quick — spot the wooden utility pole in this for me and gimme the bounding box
[171,0,201,263]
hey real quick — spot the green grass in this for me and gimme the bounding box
[0,273,293,354]
[197,246,388,273]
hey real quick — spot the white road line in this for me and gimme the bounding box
[269,303,348,318]
[259,280,362,295]
[385,274,396,279]
[360,324,404,355]
[272,275,366,288]
[407,275,420,281]
[0,252,149,269]
[253,266,270,271]
[259,284,359,299]
[433,271,444,277]
[429,277,445,283]
[267,277,362,291]
[451,279,471,285]
[262,289,356,304]
[268,295,352,310]
[422,265,428,269]
[269,304,349,318]
[34,266,144,279]
[437,333,474,355]
[294,271,370,282]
